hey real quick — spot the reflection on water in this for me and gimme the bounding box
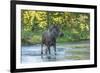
[21,41,90,64]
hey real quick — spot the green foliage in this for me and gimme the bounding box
[21,10,90,45]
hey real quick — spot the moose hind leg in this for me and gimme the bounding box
[41,43,43,58]
[45,46,48,55]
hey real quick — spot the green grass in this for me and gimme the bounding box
[21,31,90,45]
[21,31,42,45]
[31,35,41,44]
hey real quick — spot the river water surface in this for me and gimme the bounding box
[21,41,90,64]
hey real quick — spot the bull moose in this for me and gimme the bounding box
[41,25,64,57]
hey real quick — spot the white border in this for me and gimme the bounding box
[16,4,94,69]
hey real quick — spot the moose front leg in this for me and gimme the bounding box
[53,44,56,55]
[48,46,51,55]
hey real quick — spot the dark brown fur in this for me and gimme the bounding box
[41,25,63,57]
